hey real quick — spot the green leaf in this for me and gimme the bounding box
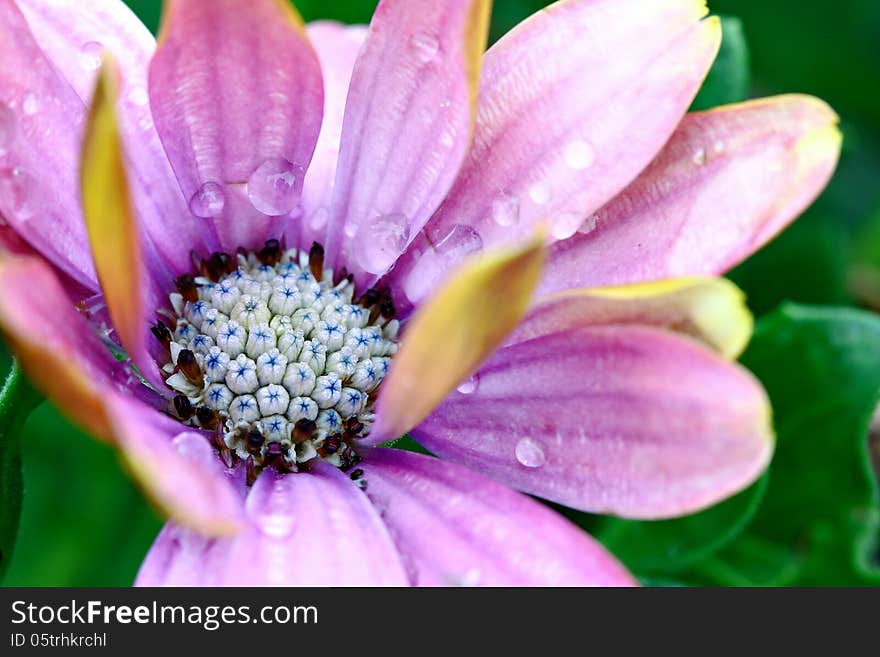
[0,362,42,581]
[2,402,162,586]
[685,304,880,585]
[586,473,768,575]
[690,15,751,111]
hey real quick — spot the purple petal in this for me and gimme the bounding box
[149,0,323,251]
[136,522,232,586]
[385,0,720,314]
[16,0,216,273]
[360,447,637,586]
[412,325,773,519]
[288,21,367,252]
[540,95,842,294]
[324,0,491,285]
[0,1,95,289]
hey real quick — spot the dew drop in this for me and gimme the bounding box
[402,247,444,304]
[188,181,226,218]
[692,148,707,165]
[491,191,520,227]
[410,30,440,63]
[0,104,16,155]
[528,182,550,205]
[435,223,483,259]
[127,86,149,106]
[354,213,410,274]
[515,437,546,468]
[551,212,584,240]
[564,139,595,170]
[456,374,479,395]
[578,214,599,235]
[22,93,38,116]
[247,158,304,216]
[309,206,329,231]
[79,41,103,71]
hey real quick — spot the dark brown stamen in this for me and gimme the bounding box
[379,292,396,320]
[359,287,382,308]
[174,274,199,303]
[151,320,172,350]
[257,239,282,266]
[173,394,194,420]
[246,429,264,455]
[322,435,342,454]
[349,468,364,481]
[245,455,258,486]
[176,349,202,383]
[308,242,325,280]
[291,418,317,444]
[196,406,220,431]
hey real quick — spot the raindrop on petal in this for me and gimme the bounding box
[309,206,329,231]
[515,437,546,468]
[247,158,304,216]
[564,139,595,170]
[189,181,226,218]
[410,30,440,63]
[456,374,479,395]
[22,93,38,116]
[79,41,103,71]
[529,182,550,205]
[551,212,585,241]
[435,224,483,260]
[578,214,599,235]
[491,191,520,227]
[355,213,410,275]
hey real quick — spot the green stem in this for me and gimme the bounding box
[0,361,42,582]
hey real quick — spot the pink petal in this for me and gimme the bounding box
[149,0,323,251]
[541,95,843,294]
[0,1,95,289]
[412,325,773,519]
[386,0,720,312]
[324,0,491,284]
[138,465,409,586]
[360,447,636,586]
[106,393,246,536]
[0,254,131,440]
[16,0,216,273]
[288,21,367,252]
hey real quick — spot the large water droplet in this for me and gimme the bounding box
[247,158,304,216]
[529,182,550,205]
[578,214,599,235]
[515,437,546,468]
[564,139,595,170]
[435,224,483,260]
[456,374,479,395]
[491,192,520,227]
[403,247,444,304]
[0,104,16,155]
[189,181,226,218]
[79,41,103,71]
[0,167,34,219]
[410,30,440,63]
[22,93,38,116]
[355,213,410,274]
[551,212,584,240]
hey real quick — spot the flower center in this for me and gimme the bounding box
[152,240,398,483]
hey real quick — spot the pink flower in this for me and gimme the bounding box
[0,0,839,586]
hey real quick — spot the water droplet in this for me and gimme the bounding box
[247,158,304,216]
[491,192,519,227]
[551,212,584,240]
[692,148,707,165]
[456,374,479,394]
[127,86,149,106]
[410,30,440,63]
[22,93,38,116]
[309,207,329,231]
[354,213,410,274]
[515,437,546,468]
[578,214,599,235]
[564,139,595,170]
[0,167,34,219]
[79,41,103,71]
[403,247,444,303]
[528,182,550,205]
[435,223,483,259]
[0,104,16,155]
[189,181,226,218]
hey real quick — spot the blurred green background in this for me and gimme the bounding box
[1,0,879,586]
